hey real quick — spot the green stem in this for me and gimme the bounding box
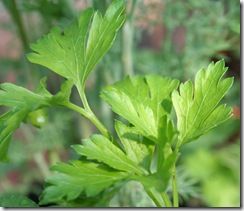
[172,165,179,207]
[145,189,164,207]
[161,192,172,207]
[145,188,172,207]
[4,0,37,85]
[63,102,110,139]
[77,83,99,116]
[62,101,89,118]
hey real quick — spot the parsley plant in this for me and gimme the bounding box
[0,0,233,207]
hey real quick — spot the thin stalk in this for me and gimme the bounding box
[172,139,181,207]
[63,101,110,139]
[62,101,90,119]
[145,189,164,207]
[172,165,179,207]
[7,0,29,51]
[4,0,36,85]
[161,192,172,207]
[145,188,172,207]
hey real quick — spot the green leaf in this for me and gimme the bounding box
[135,151,178,193]
[156,116,177,173]
[0,110,28,161]
[35,77,52,97]
[172,60,234,143]
[101,75,179,142]
[73,134,145,175]
[0,83,50,110]
[0,193,38,207]
[0,82,54,161]
[41,161,128,204]
[0,78,76,160]
[27,9,93,84]
[27,0,125,87]
[84,0,125,85]
[51,80,74,104]
[115,120,153,170]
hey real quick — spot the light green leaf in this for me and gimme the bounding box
[172,60,234,143]
[41,161,128,204]
[0,82,54,161]
[73,134,145,175]
[27,0,125,87]
[101,75,179,142]
[0,78,77,160]
[0,110,28,161]
[35,77,52,97]
[135,151,178,193]
[156,116,177,174]
[115,120,153,170]
[51,80,74,104]
[0,83,50,110]
[27,9,93,84]
[84,0,125,85]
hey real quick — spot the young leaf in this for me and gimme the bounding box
[172,60,234,143]
[27,0,125,88]
[101,75,179,142]
[40,161,128,204]
[72,134,145,175]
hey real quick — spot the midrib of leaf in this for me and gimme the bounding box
[60,173,124,181]
[0,96,47,108]
[51,35,70,77]
[71,22,88,83]
[153,84,163,132]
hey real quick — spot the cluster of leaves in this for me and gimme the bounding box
[0,0,234,207]
[0,0,125,161]
[39,60,232,206]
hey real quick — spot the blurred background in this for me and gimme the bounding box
[0,0,240,207]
